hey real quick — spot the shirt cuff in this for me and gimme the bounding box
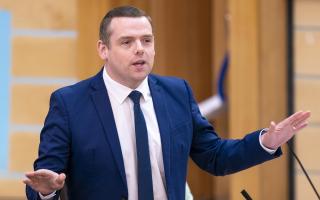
[39,191,56,200]
[259,128,277,154]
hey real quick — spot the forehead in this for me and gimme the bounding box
[108,17,153,39]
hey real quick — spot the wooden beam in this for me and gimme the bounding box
[228,0,287,199]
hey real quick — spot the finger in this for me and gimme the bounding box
[56,173,66,185]
[23,178,38,186]
[35,169,56,176]
[26,172,46,181]
[23,178,38,188]
[280,111,309,128]
[23,179,33,187]
[26,170,57,184]
[294,122,308,132]
[292,111,311,127]
[285,111,304,125]
[35,172,53,179]
[25,171,36,178]
[294,118,309,130]
[25,171,35,176]
[22,178,31,184]
[25,174,39,182]
[35,169,58,179]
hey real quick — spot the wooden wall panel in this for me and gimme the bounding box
[295,31,320,75]
[295,79,320,123]
[0,0,77,199]
[12,37,77,77]
[11,85,63,124]
[150,0,212,101]
[295,0,320,26]
[295,173,320,200]
[228,0,288,200]
[228,1,261,199]
[151,1,214,198]
[295,127,320,170]
[0,180,24,198]
[0,0,76,29]
[211,0,230,199]
[9,133,39,172]
[294,1,320,200]
[259,1,288,199]
[77,0,110,79]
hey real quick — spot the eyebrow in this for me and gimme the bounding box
[118,34,154,40]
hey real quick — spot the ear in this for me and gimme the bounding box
[97,40,108,60]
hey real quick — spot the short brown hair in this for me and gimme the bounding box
[99,6,152,46]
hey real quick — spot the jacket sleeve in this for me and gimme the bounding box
[26,90,70,200]
[185,80,282,176]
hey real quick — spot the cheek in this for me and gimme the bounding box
[147,49,155,60]
[109,51,128,64]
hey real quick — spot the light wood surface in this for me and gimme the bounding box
[9,133,39,172]
[0,0,77,29]
[295,0,320,26]
[11,85,63,124]
[0,179,25,197]
[295,31,320,75]
[12,37,77,77]
[294,0,320,199]
[295,127,320,170]
[295,79,320,123]
[228,0,288,199]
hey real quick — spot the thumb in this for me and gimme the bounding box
[268,121,276,133]
[56,173,66,185]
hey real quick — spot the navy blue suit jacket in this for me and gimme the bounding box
[26,70,281,200]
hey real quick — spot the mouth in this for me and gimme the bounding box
[132,60,146,68]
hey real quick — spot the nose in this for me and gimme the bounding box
[135,40,144,55]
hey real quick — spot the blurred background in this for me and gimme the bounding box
[0,0,319,199]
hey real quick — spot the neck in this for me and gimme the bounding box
[104,66,143,89]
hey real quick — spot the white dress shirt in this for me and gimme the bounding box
[103,67,167,200]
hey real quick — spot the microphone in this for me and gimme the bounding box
[241,189,253,200]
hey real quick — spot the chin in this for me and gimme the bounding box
[131,73,148,82]
[136,74,148,81]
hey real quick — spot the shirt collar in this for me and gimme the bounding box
[103,66,151,104]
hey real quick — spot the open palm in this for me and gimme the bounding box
[261,111,311,150]
[23,169,66,195]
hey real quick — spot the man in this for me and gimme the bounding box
[24,6,310,200]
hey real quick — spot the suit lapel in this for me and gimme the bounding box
[148,76,172,195]
[90,70,127,188]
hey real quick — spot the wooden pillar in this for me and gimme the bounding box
[150,0,213,101]
[77,0,110,79]
[150,1,214,198]
[228,0,288,200]
[211,0,230,199]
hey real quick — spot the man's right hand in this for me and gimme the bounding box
[23,169,66,195]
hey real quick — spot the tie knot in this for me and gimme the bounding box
[128,90,142,105]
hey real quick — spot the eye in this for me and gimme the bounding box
[143,38,153,44]
[121,40,131,45]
